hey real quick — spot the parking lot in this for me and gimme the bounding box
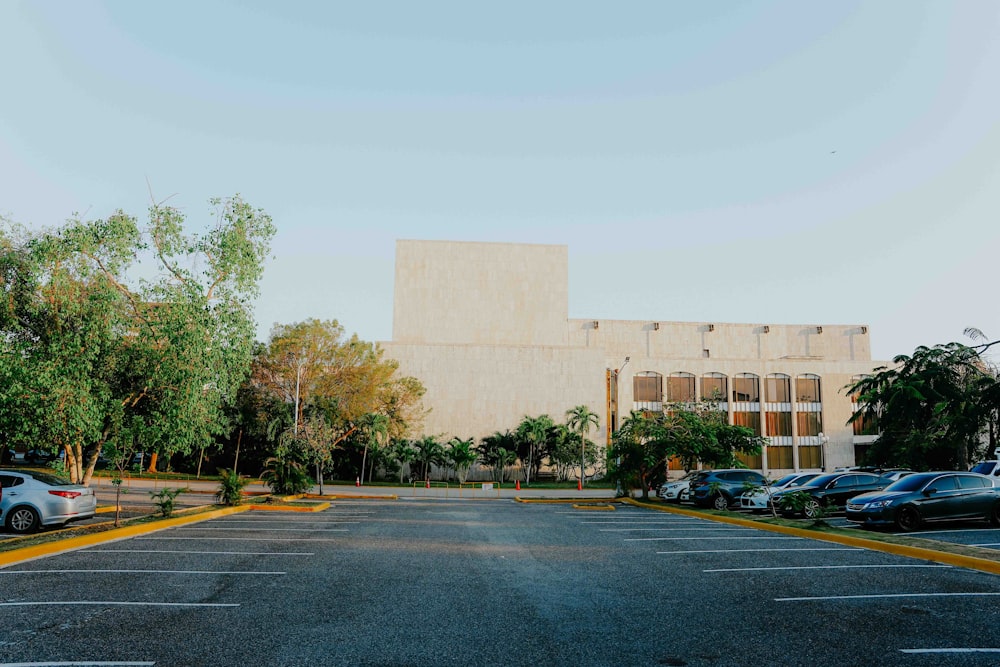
[2,499,1000,665]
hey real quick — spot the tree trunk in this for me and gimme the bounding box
[147,452,159,473]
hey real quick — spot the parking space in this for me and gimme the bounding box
[6,498,1000,665]
[0,503,377,666]
[565,503,1000,665]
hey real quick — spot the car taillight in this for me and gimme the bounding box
[49,490,82,499]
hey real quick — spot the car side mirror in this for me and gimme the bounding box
[923,488,936,496]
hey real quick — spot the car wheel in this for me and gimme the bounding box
[990,503,1000,528]
[6,506,40,534]
[895,506,921,532]
[802,499,822,519]
[712,493,729,511]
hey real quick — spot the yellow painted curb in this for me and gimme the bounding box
[573,504,615,511]
[246,502,331,512]
[623,498,1000,576]
[0,505,250,569]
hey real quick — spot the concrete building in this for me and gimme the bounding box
[382,239,882,475]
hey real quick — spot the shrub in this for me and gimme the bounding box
[149,487,186,518]
[260,457,312,496]
[216,468,248,506]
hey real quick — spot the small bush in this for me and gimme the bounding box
[149,487,186,517]
[216,469,248,506]
[260,457,313,496]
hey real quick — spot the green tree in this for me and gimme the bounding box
[412,435,446,483]
[388,438,417,483]
[250,319,425,479]
[846,342,993,470]
[516,414,554,485]
[477,430,518,483]
[566,405,600,488]
[0,196,274,484]
[610,411,668,500]
[446,437,478,483]
[357,413,389,484]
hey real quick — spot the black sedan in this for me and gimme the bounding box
[845,471,1000,532]
[771,472,885,518]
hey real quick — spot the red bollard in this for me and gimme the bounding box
[355,476,360,487]
[425,479,430,488]
[515,479,520,491]
[578,479,582,490]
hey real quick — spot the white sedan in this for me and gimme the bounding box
[657,472,697,503]
[739,472,820,512]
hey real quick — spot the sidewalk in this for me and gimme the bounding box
[90,476,617,502]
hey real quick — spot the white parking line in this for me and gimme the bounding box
[659,548,862,554]
[170,526,357,531]
[79,550,313,556]
[0,601,238,608]
[0,662,155,666]
[901,648,1000,654]
[706,564,951,572]
[777,592,1000,602]
[136,537,345,541]
[78,549,316,556]
[628,536,802,542]
[0,569,285,575]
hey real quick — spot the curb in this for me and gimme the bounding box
[623,498,1000,576]
[572,503,616,511]
[516,497,621,504]
[0,505,251,569]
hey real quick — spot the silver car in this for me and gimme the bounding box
[0,469,97,534]
[658,471,697,503]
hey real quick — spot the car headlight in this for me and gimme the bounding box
[864,499,893,509]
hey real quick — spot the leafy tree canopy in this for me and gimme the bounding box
[0,196,275,484]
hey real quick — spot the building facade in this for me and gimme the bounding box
[382,239,882,475]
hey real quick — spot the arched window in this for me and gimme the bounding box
[667,372,696,403]
[765,373,793,467]
[633,371,663,413]
[732,373,759,403]
[796,374,823,468]
[700,373,728,403]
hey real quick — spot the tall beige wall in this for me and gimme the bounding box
[392,240,569,347]
[382,342,606,443]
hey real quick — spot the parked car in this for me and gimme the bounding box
[0,469,97,534]
[846,472,1000,532]
[877,469,914,484]
[658,471,697,503]
[739,472,819,513]
[689,469,769,510]
[970,461,1000,485]
[771,472,885,518]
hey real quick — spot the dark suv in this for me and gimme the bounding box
[772,472,885,518]
[689,469,768,510]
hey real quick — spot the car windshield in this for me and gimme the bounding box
[19,470,73,486]
[971,462,996,475]
[882,474,936,492]
[771,474,799,487]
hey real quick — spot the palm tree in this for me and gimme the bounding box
[516,414,553,486]
[447,437,477,483]
[566,405,599,488]
[412,435,446,483]
[477,430,518,483]
[389,438,417,483]
[357,413,389,484]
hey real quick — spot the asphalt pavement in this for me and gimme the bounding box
[3,499,1000,666]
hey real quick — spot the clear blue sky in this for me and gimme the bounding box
[2,1,999,361]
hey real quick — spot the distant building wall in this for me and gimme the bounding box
[382,240,884,475]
